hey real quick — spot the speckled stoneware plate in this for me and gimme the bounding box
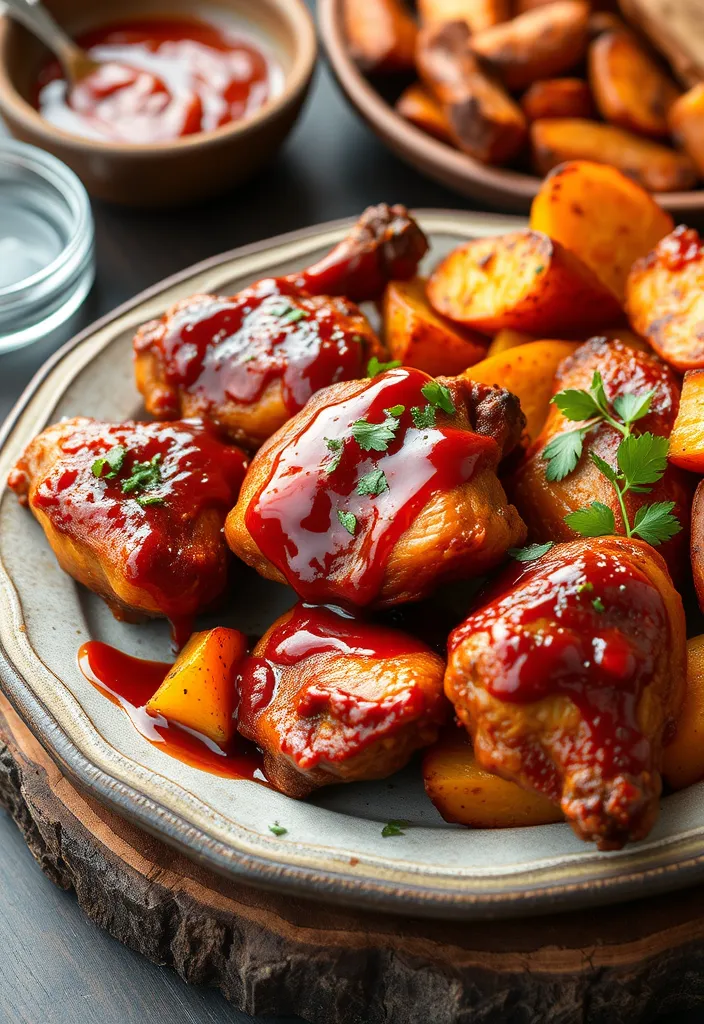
[3,211,704,921]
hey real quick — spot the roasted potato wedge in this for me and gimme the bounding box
[395,83,453,143]
[663,635,704,791]
[669,83,704,177]
[531,118,698,193]
[417,21,527,164]
[383,277,488,375]
[692,482,704,613]
[626,226,704,371]
[343,0,417,74]
[426,230,623,337]
[470,1,590,92]
[423,729,563,827]
[589,30,681,139]
[669,370,704,473]
[146,627,247,745]
[417,0,510,33]
[463,339,579,442]
[520,79,595,122]
[587,12,629,40]
[487,328,536,355]
[529,160,674,302]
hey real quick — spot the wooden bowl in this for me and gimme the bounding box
[318,0,704,217]
[0,0,316,207]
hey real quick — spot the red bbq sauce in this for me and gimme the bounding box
[655,225,703,271]
[237,603,441,769]
[244,367,498,607]
[134,280,372,419]
[79,640,266,781]
[449,545,670,779]
[34,18,282,143]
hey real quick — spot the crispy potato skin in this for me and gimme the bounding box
[417,21,527,165]
[422,728,563,827]
[511,337,692,582]
[587,11,629,40]
[417,0,510,33]
[426,230,623,337]
[343,0,417,74]
[669,84,704,177]
[692,481,704,614]
[663,635,704,790]
[463,339,579,444]
[520,79,595,122]
[529,160,674,303]
[487,328,536,356]
[589,30,681,139]
[395,83,453,143]
[531,118,698,193]
[470,1,590,92]
[626,226,704,371]
[383,277,488,375]
[669,370,704,472]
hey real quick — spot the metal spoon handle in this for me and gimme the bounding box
[1,0,96,79]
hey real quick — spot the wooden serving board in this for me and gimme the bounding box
[2,693,704,1023]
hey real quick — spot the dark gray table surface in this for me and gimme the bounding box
[0,4,701,1021]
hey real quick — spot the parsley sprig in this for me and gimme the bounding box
[545,371,681,546]
[91,447,165,509]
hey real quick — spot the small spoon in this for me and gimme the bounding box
[3,0,99,87]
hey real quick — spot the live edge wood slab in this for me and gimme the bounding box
[2,690,704,1024]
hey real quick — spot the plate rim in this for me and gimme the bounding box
[3,210,704,920]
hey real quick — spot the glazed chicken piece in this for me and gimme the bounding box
[236,603,448,797]
[226,366,527,609]
[8,418,247,631]
[445,538,686,849]
[511,337,693,581]
[134,204,428,450]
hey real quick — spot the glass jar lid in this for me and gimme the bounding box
[0,138,94,354]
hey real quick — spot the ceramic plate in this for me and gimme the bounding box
[3,210,704,921]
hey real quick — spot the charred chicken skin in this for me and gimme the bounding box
[236,603,448,797]
[226,367,527,609]
[511,337,693,581]
[445,538,686,849]
[8,418,248,627]
[133,204,428,450]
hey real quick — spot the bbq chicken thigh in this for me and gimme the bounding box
[8,418,247,627]
[134,204,428,450]
[511,337,693,581]
[226,367,527,609]
[445,538,686,849]
[236,603,448,797]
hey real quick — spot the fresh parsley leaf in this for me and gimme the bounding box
[617,432,669,489]
[324,437,343,474]
[421,380,455,415]
[551,388,600,421]
[590,451,618,483]
[337,509,357,535]
[269,823,287,837]
[613,390,654,425]
[592,597,605,613]
[269,302,293,317]
[589,370,608,412]
[385,404,405,417]
[367,356,401,377]
[631,501,683,546]
[411,405,436,429]
[121,454,162,495]
[351,414,400,452]
[381,819,409,838]
[564,501,616,537]
[357,469,388,496]
[543,428,589,482]
[281,307,306,325]
[135,494,165,508]
[91,445,126,480]
[508,542,554,562]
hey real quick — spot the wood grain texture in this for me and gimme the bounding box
[3,691,704,1024]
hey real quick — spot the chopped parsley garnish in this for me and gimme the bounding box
[135,493,165,508]
[269,823,287,837]
[381,819,409,838]
[421,380,455,415]
[357,469,388,497]
[91,445,126,480]
[411,405,436,429]
[337,509,357,535]
[121,454,162,495]
[367,356,401,377]
[351,411,401,452]
[577,581,594,594]
[324,437,343,474]
[385,404,405,417]
[592,597,605,613]
[281,307,306,325]
[508,542,554,563]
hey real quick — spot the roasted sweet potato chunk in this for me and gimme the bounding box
[531,119,698,193]
[692,481,704,613]
[626,226,704,371]
[426,230,623,337]
[395,83,453,143]
[417,21,526,165]
[383,277,488,375]
[663,635,704,791]
[470,1,590,92]
[529,160,674,302]
[423,729,563,827]
[487,328,535,355]
[520,79,595,122]
[589,30,681,139]
[669,83,704,177]
[669,370,704,472]
[417,0,510,32]
[343,0,417,74]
